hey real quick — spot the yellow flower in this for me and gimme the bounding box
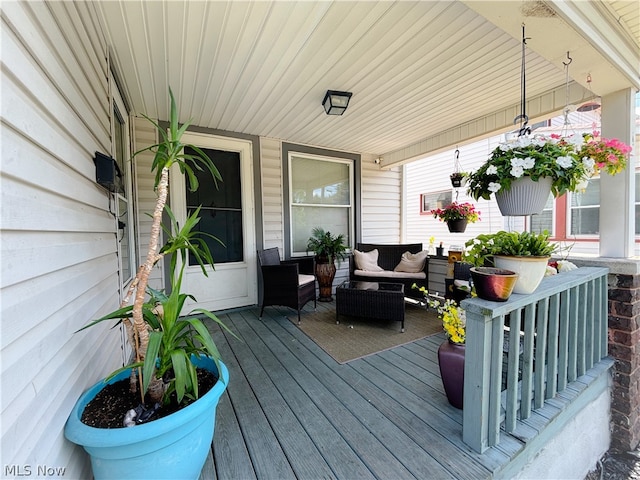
[412,285,466,344]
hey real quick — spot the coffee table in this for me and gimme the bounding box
[335,281,405,332]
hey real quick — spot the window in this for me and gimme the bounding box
[112,84,136,286]
[421,190,452,214]
[289,153,353,255]
[530,194,554,235]
[570,178,600,235]
[635,172,640,235]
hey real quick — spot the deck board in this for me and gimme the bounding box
[207,303,526,479]
[240,310,419,479]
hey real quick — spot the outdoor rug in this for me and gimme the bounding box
[287,302,442,364]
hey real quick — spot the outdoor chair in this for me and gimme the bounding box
[257,247,316,324]
[446,261,473,303]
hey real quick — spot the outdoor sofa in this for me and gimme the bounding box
[348,243,429,298]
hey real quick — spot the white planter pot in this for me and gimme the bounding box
[493,255,549,294]
[495,176,553,216]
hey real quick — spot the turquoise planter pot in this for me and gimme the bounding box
[65,356,228,480]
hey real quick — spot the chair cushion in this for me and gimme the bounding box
[353,249,384,272]
[354,269,426,279]
[355,281,379,290]
[298,274,315,286]
[394,250,428,273]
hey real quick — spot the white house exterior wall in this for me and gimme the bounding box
[404,137,521,253]
[260,137,285,253]
[132,116,165,290]
[0,2,123,477]
[362,155,402,244]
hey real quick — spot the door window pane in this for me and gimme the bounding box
[185,147,243,264]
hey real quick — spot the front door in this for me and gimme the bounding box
[169,133,256,311]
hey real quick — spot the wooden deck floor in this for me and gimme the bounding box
[203,301,524,480]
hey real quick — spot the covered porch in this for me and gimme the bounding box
[201,265,612,479]
[1,1,637,477]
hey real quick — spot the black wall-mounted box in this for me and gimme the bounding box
[94,151,122,192]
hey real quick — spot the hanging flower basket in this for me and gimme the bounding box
[450,172,467,188]
[432,202,479,233]
[494,176,552,216]
[466,133,632,212]
[447,218,468,233]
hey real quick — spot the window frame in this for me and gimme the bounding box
[282,144,359,258]
[110,75,137,289]
[420,189,453,215]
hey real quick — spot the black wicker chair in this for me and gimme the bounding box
[445,261,473,303]
[257,247,316,324]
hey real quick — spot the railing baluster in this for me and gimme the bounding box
[557,289,570,391]
[546,294,560,399]
[568,286,579,382]
[520,304,536,419]
[598,276,608,359]
[586,279,595,371]
[505,309,522,432]
[534,298,549,409]
[488,315,505,446]
[577,283,587,376]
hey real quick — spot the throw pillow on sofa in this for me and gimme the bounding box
[353,249,384,272]
[394,250,428,273]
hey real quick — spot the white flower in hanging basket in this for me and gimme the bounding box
[467,132,632,201]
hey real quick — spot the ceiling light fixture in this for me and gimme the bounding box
[322,90,352,115]
[577,74,601,112]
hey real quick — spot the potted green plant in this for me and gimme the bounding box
[64,89,233,480]
[464,230,558,295]
[466,132,631,216]
[431,202,480,233]
[449,171,468,188]
[306,227,348,301]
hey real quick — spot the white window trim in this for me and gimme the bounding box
[110,74,137,289]
[287,151,354,257]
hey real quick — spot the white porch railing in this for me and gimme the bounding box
[460,266,609,453]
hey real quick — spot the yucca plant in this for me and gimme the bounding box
[80,88,233,406]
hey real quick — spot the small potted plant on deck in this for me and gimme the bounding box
[306,227,348,301]
[431,202,480,233]
[64,89,234,480]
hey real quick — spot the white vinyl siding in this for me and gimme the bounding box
[260,137,285,252]
[361,154,402,243]
[404,137,522,251]
[132,116,164,291]
[1,2,121,477]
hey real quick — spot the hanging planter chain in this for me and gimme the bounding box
[514,24,531,138]
[450,148,465,193]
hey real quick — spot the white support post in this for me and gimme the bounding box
[599,88,635,258]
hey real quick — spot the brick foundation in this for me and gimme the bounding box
[608,272,640,452]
